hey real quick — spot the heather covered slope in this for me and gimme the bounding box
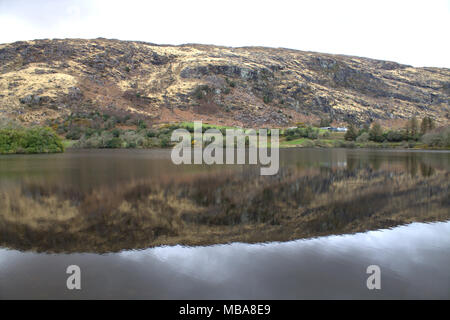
[0,38,449,127]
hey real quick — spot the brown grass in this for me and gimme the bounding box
[1,38,449,128]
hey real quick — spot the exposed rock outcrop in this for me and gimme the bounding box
[0,38,448,126]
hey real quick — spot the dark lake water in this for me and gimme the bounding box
[0,148,449,299]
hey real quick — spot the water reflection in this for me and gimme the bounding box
[1,221,449,299]
[0,149,449,253]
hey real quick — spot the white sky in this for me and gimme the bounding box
[0,0,449,68]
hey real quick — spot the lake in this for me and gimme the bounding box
[0,148,449,299]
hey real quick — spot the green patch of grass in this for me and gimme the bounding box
[281,137,309,146]
[62,139,76,149]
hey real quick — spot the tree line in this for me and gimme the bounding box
[344,116,438,143]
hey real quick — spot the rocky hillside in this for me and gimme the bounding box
[0,38,449,127]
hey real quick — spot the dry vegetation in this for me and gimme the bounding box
[0,38,449,128]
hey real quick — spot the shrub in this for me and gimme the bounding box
[421,127,450,148]
[263,95,272,104]
[369,123,384,142]
[160,136,171,148]
[344,124,358,141]
[104,137,123,148]
[81,134,102,148]
[306,127,319,139]
[65,127,84,140]
[385,130,405,142]
[285,128,296,137]
[358,124,370,136]
[193,85,211,100]
[122,131,146,148]
[285,126,319,140]
[146,129,158,138]
[356,132,369,143]
[0,126,64,154]
[137,120,147,129]
[319,131,330,139]
[158,128,171,136]
[112,128,121,138]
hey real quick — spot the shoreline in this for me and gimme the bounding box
[2,143,449,156]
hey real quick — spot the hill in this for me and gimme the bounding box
[0,38,449,127]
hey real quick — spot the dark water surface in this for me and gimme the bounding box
[0,148,449,299]
[1,221,449,299]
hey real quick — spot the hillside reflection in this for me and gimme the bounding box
[1,149,448,253]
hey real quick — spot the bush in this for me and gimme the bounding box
[75,133,101,148]
[421,127,450,148]
[193,85,211,100]
[263,95,272,104]
[111,128,121,138]
[66,127,83,140]
[358,124,370,136]
[122,131,146,148]
[160,136,171,148]
[306,127,318,139]
[0,126,64,154]
[385,130,405,142]
[158,128,171,136]
[137,120,147,129]
[104,137,123,148]
[146,129,158,138]
[285,126,319,140]
[356,132,369,143]
[369,123,384,142]
[344,124,358,141]
[319,131,330,139]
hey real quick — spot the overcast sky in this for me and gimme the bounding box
[0,0,449,68]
